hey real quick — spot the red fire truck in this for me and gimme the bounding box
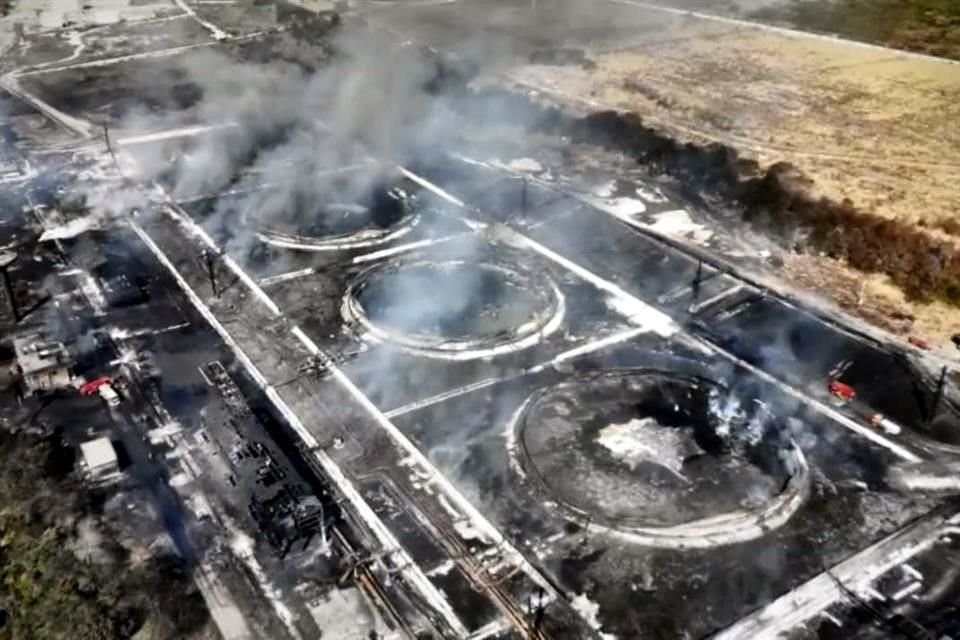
[827,380,856,401]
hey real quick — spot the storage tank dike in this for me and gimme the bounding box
[506,369,810,548]
[342,258,565,360]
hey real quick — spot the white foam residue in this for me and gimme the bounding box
[436,493,461,519]
[878,417,902,436]
[635,184,668,204]
[147,421,184,445]
[108,343,138,367]
[38,216,99,242]
[116,122,239,147]
[169,472,191,487]
[593,180,617,198]
[648,210,713,244]
[425,560,456,577]
[108,327,132,341]
[229,530,302,640]
[587,196,646,217]
[709,388,745,439]
[453,154,490,168]
[605,294,676,337]
[547,327,651,369]
[453,519,493,544]
[173,0,229,40]
[504,396,536,479]
[77,271,108,314]
[507,157,544,173]
[597,418,692,482]
[571,593,617,640]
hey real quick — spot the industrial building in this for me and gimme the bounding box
[79,436,120,481]
[12,331,74,394]
[99,274,148,308]
[200,361,337,555]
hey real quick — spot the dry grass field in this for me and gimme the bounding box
[506,14,960,347]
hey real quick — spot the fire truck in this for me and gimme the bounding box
[79,376,121,407]
[827,380,856,401]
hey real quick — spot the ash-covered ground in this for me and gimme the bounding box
[2,2,960,640]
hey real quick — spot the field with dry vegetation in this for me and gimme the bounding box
[503,7,960,347]
[751,0,960,60]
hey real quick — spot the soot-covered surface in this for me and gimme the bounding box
[348,259,560,352]
[8,6,960,639]
[253,181,421,248]
[142,117,956,636]
[515,370,793,527]
[384,343,940,638]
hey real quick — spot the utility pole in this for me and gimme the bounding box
[928,365,948,427]
[102,123,118,170]
[521,176,529,215]
[525,587,546,638]
[201,250,219,298]
[0,251,20,323]
[691,259,703,306]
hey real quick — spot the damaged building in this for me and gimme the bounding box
[12,331,74,394]
[200,361,337,555]
[99,274,148,308]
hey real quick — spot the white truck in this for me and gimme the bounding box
[97,382,121,407]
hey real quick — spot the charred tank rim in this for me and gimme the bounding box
[250,200,421,251]
[507,368,811,548]
[341,257,565,360]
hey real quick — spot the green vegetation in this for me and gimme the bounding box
[753,0,960,60]
[0,430,208,640]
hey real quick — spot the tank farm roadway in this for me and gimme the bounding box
[4,6,960,640]
[124,156,960,639]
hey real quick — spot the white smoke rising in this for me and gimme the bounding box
[114,24,465,266]
[708,385,747,439]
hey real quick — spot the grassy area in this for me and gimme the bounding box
[641,0,960,60]
[561,109,960,307]
[505,3,960,339]
[0,429,208,640]
[752,0,960,59]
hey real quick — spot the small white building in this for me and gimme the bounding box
[80,437,119,481]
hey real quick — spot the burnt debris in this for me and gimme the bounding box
[367,183,410,230]
[200,361,338,555]
[0,250,20,324]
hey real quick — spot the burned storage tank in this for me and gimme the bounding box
[249,174,420,252]
[508,369,810,548]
